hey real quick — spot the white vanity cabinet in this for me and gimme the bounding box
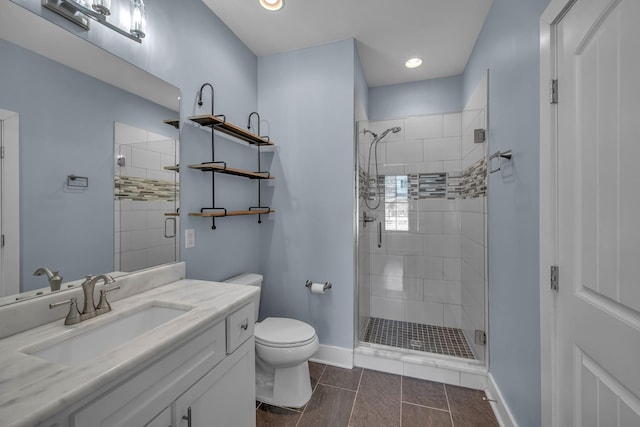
[38,302,256,427]
[174,339,255,427]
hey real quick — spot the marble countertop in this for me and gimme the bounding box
[0,279,259,427]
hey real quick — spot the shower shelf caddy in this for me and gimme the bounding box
[186,101,275,229]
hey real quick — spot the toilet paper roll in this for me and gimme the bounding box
[310,283,326,294]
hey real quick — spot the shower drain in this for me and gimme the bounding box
[409,339,422,347]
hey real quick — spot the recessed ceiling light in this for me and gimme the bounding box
[405,58,423,69]
[260,0,283,11]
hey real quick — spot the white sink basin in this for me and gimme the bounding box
[24,304,189,366]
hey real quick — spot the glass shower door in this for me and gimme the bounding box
[114,122,179,273]
[356,105,488,362]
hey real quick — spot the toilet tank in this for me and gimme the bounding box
[223,273,263,320]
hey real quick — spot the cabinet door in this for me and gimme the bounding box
[145,406,170,427]
[175,338,255,427]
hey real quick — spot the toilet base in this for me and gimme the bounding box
[256,358,313,408]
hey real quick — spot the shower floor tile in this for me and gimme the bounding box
[363,317,475,359]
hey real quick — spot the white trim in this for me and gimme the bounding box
[540,1,572,426]
[486,373,518,427]
[353,346,488,390]
[310,344,354,369]
[0,109,20,298]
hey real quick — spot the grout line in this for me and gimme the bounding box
[402,401,451,413]
[316,381,360,393]
[295,363,328,427]
[347,368,365,426]
[314,363,327,393]
[444,384,455,427]
[400,375,403,426]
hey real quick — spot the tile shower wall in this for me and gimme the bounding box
[359,113,465,329]
[114,123,179,272]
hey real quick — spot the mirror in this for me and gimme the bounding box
[0,6,180,305]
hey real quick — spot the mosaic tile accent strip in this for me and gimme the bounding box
[409,173,447,199]
[358,167,370,200]
[360,159,486,203]
[447,158,487,199]
[363,317,475,359]
[115,175,179,201]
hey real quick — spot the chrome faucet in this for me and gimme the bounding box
[49,274,119,325]
[33,267,63,291]
[80,275,114,319]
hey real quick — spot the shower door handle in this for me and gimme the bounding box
[377,221,382,248]
[164,217,176,238]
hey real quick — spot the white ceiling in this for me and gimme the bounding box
[202,0,493,88]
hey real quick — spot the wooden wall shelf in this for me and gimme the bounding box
[188,163,273,180]
[188,114,274,146]
[189,209,274,218]
[164,165,179,172]
[163,119,180,129]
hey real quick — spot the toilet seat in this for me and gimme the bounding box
[255,317,317,348]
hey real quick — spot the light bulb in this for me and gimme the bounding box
[405,58,423,69]
[130,0,145,39]
[259,0,283,11]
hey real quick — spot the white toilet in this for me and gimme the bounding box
[224,273,319,408]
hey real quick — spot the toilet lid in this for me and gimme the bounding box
[255,317,317,346]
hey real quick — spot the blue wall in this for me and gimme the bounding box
[368,75,463,120]
[354,46,369,121]
[463,0,549,426]
[11,0,262,282]
[0,39,176,291]
[257,40,356,348]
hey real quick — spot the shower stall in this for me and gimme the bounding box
[355,74,489,375]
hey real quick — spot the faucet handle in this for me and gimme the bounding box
[50,297,81,325]
[95,284,120,314]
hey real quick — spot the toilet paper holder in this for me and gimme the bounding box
[305,280,332,292]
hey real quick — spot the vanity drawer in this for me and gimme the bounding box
[226,303,254,354]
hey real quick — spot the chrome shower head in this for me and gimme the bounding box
[378,126,401,141]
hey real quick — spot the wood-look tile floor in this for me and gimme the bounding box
[256,362,499,427]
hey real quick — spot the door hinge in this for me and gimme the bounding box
[551,265,559,292]
[550,79,558,104]
[1,234,4,248]
[475,330,486,345]
[0,146,5,159]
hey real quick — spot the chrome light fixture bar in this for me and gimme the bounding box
[43,0,145,43]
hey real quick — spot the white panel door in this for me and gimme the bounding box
[557,0,640,425]
[0,109,20,298]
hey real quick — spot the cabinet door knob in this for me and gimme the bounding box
[182,406,192,427]
[240,319,248,330]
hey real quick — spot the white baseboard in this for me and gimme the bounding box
[310,345,353,369]
[486,373,518,427]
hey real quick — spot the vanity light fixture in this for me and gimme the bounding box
[91,0,111,15]
[259,0,283,11]
[129,0,146,38]
[404,57,423,69]
[43,0,146,43]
